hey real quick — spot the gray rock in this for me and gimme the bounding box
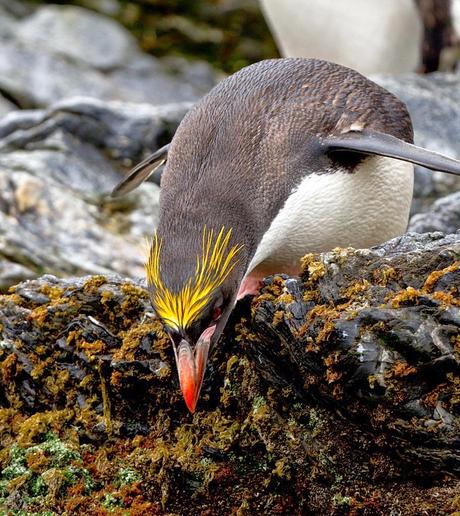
[0,6,18,39]
[16,5,138,71]
[373,73,460,214]
[78,0,121,17]
[0,97,191,166]
[108,54,214,105]
[0,5,217,110]
[0,97,190,285]
[0,259,35,292]
[0,94,16,117]
[0,39,215,109]
[0,41,113,108]
[408,189,460,234]
[0,0,31,18]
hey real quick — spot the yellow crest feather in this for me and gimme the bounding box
[146,226,243,330]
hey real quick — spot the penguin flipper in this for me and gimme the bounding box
[324,129,460,176]
[111,144,170,197]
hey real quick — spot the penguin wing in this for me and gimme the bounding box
[323,129,460,176]
[111,144,170,197]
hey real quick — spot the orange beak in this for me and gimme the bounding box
[173,327,214,413]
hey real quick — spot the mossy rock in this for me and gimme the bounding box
[0,232,459,514]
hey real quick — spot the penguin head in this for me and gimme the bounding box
[146,226,244,413]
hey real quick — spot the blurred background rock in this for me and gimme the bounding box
[0,0,460,291]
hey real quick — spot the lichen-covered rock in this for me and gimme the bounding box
[0,232,458,514]
[409,189,460,234]
[251,231,460,474]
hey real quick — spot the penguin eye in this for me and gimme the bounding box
[212,306,222,321]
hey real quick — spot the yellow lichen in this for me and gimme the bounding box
[389,286,421,308]
[272,310,284,327]
[301,253,327,283]
[16,410,74,447]
[44,369,70,396]
[98,364,112,435]
[83,275,108,291]
[423,261,459,293]
[373,266,398,286]
[39,284,65,300]
[272,457,291,479]
[113,319,162,361]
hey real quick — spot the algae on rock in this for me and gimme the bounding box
[0,232,458,514]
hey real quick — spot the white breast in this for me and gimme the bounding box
[248,156,414,276]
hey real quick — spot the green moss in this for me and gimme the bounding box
[29,474,47,497]
[2,445,28,480]
[101,492,122,509]
[117,467,140,486]
[332,493,352,507]
[35,433,80,467]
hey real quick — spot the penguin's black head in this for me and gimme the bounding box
[146,226,244,412]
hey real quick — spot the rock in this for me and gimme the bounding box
[108,54,215,105]
[249,232,460,474]
[0,94,16,117]
[373,73,460,214]
[16,5,138,71]
[0,5,217,109]
[0,232,458,513]
[0,97,190,287]
[409,190,460,234]
[0,0,31,18]
[0,7,18,39]
[0,41,114,108]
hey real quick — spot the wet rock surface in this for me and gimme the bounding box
[0,233,458,514]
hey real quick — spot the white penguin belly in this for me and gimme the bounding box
[249,156,414,276]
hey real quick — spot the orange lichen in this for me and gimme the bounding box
[272,310,284,327]
[301,253,327,284]
[423,261,459,293]
[431,291,460,307]
[373,266,398,286]
[341,279,371,299]
[389,362,417,378]
[79,340,106,358]
[453,335,460,354]
[389,287,421,308]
